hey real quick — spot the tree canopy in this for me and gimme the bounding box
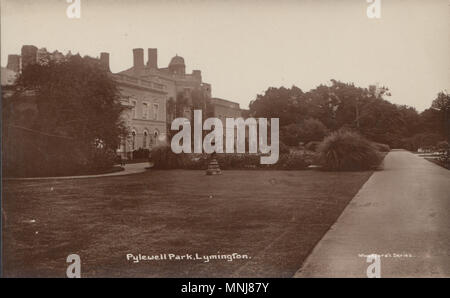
[248,80,448,149]
[2,56,127,177]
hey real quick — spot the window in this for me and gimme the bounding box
[143,131,148,148]
[142,103,148,119]
[131,131,136,150]
[150,134,155,146]
[131,100,137,119]
[153,103,159,120]
[153,130,159,145]
[184,108,190,119]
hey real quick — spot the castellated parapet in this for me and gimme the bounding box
[21,45,38,69]
[6,55,20,72]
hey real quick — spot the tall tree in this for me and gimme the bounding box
[3,56,127,176]
[431,91,450,141]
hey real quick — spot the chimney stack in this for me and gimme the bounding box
[147,48,158,68]
[7,55,20,72]
[133,48,144,68]
[192,70,202,81]
[100,52,110,72]
[21,45,38,70]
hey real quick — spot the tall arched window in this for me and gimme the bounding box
[143,131,148,148]
[131,131,136,150]
[153,130,159,146]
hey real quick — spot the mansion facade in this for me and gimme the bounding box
[106,48,214,158]
[2,45,244,159]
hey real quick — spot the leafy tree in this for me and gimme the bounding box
[2,56,127,176]
[248,80,401,145]
[431,91,450,141]
[175,92,189,117]
[249,86,306,126]
[397,105,421,137]
[358,98,406,145]
[247,80,446,148]
[432,91,450,112]
[280,118,328,146]
[299,118,328,142]
[191,88,214,118]
[418,108,442,135]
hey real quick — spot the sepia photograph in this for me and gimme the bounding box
[0,0,449,286]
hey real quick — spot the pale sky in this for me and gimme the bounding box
[1,0,449,111]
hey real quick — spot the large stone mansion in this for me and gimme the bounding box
[1,45,245,159]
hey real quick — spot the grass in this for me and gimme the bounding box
[2,169,373,277]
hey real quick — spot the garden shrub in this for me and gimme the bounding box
[371,142,391,152]
[1,125,121,177]
[178,154,208,170]
[436,141,449,152]
[132,148,150,159]
[88,148,118,171]
[275,153,310,170]
[215,152,313,170]
[279,141,291,154]
[437,150,450,169]
[400,132,443,152]
[318,130,382,171]
[280,118,328,146]
[216,154,260,170]
[149,146,316,171]
[150,146,208,169]
[150,145,180,169]
[305,141,321,152]
[298,118,328,143]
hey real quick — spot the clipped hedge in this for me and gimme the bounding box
[305,141,321,152]
[132,148,150,159]
[150,145,314,170]
[275,153,310,170]
[149,145,181,169]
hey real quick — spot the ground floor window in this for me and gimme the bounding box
[131,131,136,150]
[153,130,159,145]
[143,131,148,148]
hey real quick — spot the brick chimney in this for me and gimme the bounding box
[133,48,144,68]
[21,45,38,70]
[192,70,202,81]
[100,52,110,72]
[6,55,20,72]
[147,48,158,68]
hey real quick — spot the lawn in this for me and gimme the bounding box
[2,169,373,277]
